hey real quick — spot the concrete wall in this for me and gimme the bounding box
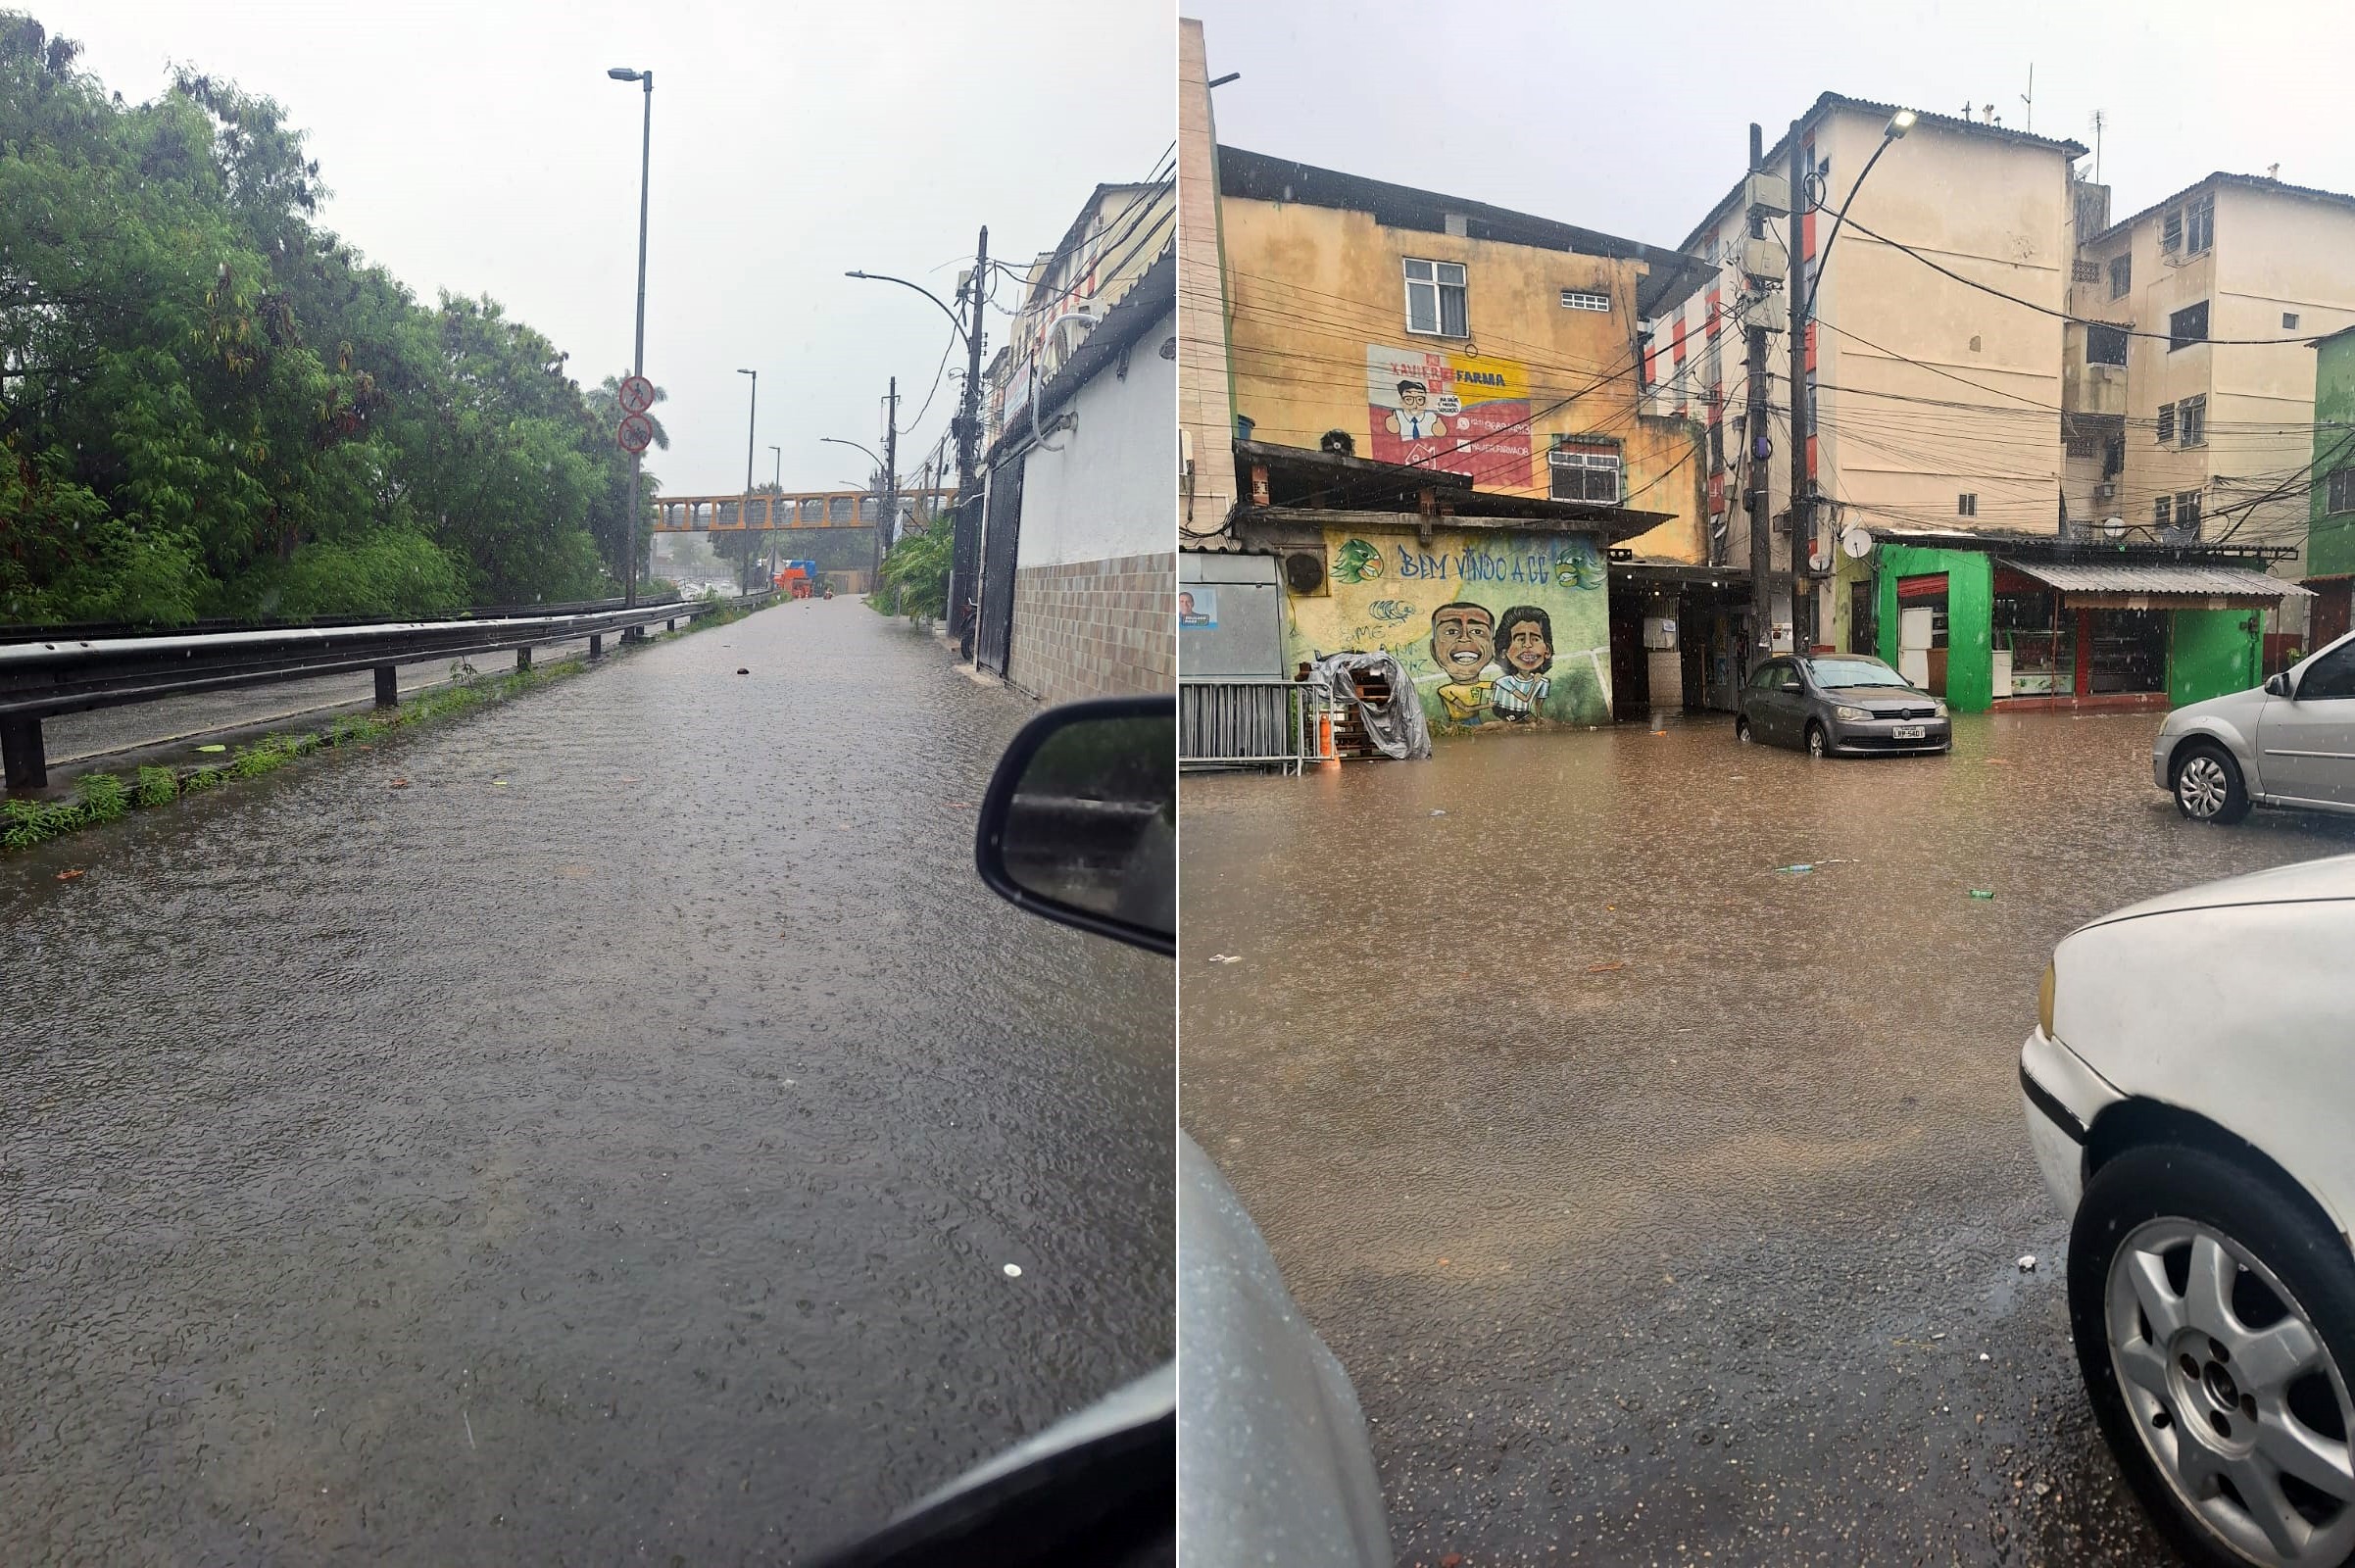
[1004,307,1178,703]
[1217,196,1703,562]
[1177,19,1238,537]
[1281,526,1612,731]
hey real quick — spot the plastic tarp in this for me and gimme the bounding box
[1307,651,1431,760]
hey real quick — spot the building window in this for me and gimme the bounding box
[2109,253,2132,298]
[2178,394,2206,447]
[1403,257,1467,337]
[2154,495,2173,527]
[2185,196,2214,254]
[2103,435,2126,478]
[2162,208,2183,252]
[2074,259,2100,284]
[2157,403,2176,442]
[2284,312,2302,330]
[2169,300,2209,351]
[2330,468,2355,514]
[2086,323,2128,366]
[2178,490,2203,531]
[1957,493,1978,516]
[1560,288,1611,312]
[1548,439,1622,503]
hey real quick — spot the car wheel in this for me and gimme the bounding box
[2175,742,2252,825]
[2071,1144,2355,1568]
[1805,722,1828,759]
[1736,717,1753,745]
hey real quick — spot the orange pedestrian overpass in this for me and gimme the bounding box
[651,488,956,532]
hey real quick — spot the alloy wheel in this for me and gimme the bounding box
[2180,756,2232,819]
[2106,1217,2355,1566]
[1806,725,1826,759]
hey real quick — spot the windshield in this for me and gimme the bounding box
[1803,658,1913,689]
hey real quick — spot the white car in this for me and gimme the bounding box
[2020,854,2355,1567]
[2157,629,2355,824]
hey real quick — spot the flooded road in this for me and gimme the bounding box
[1,599,1172,1564]
[1181,709,2355,1566]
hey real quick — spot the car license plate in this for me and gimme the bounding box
[1893,724,1926,740]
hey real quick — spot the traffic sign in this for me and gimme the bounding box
[616,374,657,415]
[617,413,655,453]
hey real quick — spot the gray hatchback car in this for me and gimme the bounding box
[2156,625,2355,823]
[1736,653,1952,758]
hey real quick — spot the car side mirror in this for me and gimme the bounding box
[975,696,1173,956]
[2265,673,2290,699]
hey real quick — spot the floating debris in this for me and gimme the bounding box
[1207,954,1243,965]
[54,868,85,882]
[1970,889,1996,901]
[2018,1254,2037,1272]
[1002,1263,1023,1279]
[195,744,226,754]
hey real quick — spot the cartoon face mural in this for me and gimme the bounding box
[1285,527,1612,733]
[1490,606,1554,721]
[1386,380,1448,443]
[1428,602,1496,723]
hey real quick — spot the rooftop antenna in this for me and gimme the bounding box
[2021,64,2034,134]
[2090,109,2105,184]
[2268,162,2281,180]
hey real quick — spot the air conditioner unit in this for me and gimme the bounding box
[2093,481,2118,501]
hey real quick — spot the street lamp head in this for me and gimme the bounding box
[607,67,641,80]
[1887,108,1917,139]
[738,367,756,377]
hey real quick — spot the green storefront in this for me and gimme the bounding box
[1871,543,2295,712]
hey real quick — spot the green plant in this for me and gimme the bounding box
[76,771,127,822]
[135,765,177,807]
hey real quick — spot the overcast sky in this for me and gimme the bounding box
[1192,0,2352,252]
[37,0,1169,496]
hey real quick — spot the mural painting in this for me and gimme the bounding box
[1300,526,1611,731]
[1364,345,1531,484]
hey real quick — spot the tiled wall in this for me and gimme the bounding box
[1006,553,1177,705]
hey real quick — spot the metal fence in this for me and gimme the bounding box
[1179,678,1328,774]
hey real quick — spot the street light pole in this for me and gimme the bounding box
[881,375,898,578]
[768,444,782,489]
[1790,107,1912,653]
[737,368,758,495]
[608,67,654,610]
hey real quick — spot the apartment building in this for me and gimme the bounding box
[1644,94,2085,665]
[2064,172,2355,600]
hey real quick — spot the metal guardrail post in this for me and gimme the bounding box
[373,666,399,709]
[516,647,532,670]
[589,634,605,661]
[1,714,44,790]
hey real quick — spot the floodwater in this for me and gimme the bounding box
[0,599,1172,1564]
[1181,708,2355,1566]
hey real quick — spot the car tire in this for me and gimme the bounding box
[1736,717,1753,745]
[1804,722,1828,759]
[2174,742,2252,825]
[2070,1143,2355,1568]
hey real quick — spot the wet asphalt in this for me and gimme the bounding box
[1179,707,2355,1566]
[0,599,1172,1565]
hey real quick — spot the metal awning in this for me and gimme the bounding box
[1998,559,2315,605]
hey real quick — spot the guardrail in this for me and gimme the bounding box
[0,593,775,791]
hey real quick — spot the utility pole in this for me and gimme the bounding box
[880,375,899,585]
[1788,120,1814,655]
[952,225,989,658]
[1744,122,1775,668]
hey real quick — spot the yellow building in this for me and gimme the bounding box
[1182,143,1720,732]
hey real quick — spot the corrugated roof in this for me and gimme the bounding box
[2000,559,2315,599]
[2092,171,2355,248]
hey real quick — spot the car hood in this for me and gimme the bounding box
[2162,683,2268,731]
[1819,686,1934,707]
[2078,852,2355,931]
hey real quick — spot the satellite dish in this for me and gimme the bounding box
[1841,525,1876,560]
[2101,515,2127,539]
